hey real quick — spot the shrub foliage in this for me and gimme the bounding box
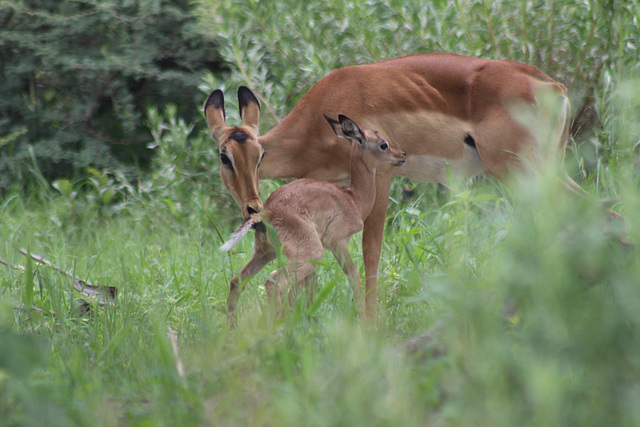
[0,0,221,192]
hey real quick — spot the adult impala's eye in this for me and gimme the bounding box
[258,151,266,167]
[380,142,389,151]
[220,153,232,167]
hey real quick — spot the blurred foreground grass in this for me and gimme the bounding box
[2,107,639,425]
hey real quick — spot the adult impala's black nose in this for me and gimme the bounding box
[244,197,263,219]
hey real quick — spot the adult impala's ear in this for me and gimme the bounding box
[238,86,261,133]
[324,114,344,138]
[204,89,226,143]
[338,114,364,144]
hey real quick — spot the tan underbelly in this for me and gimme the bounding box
[393,144,486,183]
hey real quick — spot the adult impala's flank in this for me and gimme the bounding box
[205,53,574,322]
[220,115,406,321]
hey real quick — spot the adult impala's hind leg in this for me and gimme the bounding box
[227,232,275,321]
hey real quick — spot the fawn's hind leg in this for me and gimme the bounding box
[268,227,324,315]
[262,269,318,316]
[269,259,322,315]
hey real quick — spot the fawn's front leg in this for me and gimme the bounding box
[227,235,275,324]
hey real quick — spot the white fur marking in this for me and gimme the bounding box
[220,220,254,251]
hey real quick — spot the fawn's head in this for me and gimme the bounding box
[205,86,265,219]
[324,114,406,169]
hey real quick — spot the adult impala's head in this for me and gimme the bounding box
[324,114,406,169]
[205,86,265,219]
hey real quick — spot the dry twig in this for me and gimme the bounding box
[168,326,186,378]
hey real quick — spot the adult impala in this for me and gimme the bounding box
[205,53,572,322]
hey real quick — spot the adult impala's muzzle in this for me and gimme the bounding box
[244,198,263,219]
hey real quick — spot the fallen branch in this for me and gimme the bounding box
[18,248,117,306]
[0,257,26,271]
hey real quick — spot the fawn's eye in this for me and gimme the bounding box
[258,151,266,167]
[380,142,389,151]
[220,153,232,167]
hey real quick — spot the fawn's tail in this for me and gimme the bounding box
[219,214,264,251]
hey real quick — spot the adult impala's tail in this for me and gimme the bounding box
[220,214,264,251]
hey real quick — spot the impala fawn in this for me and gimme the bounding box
[221,115,406,321]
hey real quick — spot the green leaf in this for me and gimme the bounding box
[101,189,115,204]
[52,179,74,198]
[23,251,33,312]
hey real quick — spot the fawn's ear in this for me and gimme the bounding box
[238,86,261,133]
[337,115,364,144]
[325,114,364,144]
[204,89,227,144]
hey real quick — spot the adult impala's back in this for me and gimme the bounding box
[205,53,572,322]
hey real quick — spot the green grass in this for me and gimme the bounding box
[2,149,639,425]
[2,0,640,425]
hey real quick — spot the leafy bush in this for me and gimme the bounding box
[0,0,221,193]
[51,167,134,224]
[143,105,236,228]
[441,169,640,426]
[422,79,640,426]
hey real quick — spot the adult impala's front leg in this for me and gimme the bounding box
[332,241,366,319]
[361,170,392,324]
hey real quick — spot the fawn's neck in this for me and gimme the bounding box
[345,144,377,219]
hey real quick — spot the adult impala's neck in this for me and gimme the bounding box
[345,144,378,220]
[257,111,351,183]
[257,129,304,179]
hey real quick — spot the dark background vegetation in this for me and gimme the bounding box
[0,0,221,193]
